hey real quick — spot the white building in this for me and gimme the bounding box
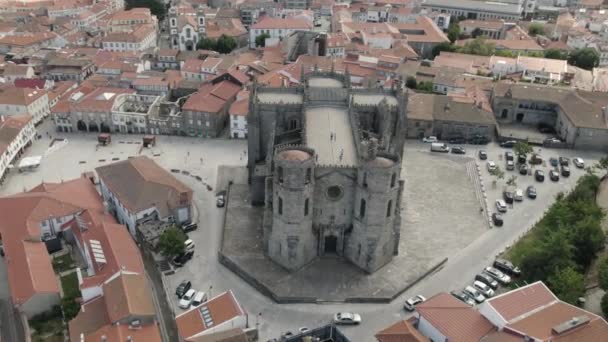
[168,7,206,51]
[102,24,157,52]
[249,16,313,48]
[0,86,50,124]
[229,90,249,138]
[0,115,35,181]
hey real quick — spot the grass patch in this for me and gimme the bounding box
[29,306,64,341]
[52,254,74,273]
[60,272,80,299]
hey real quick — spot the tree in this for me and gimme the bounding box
[489,166,505,180]
[460,38,495,56]
[528,23,545,37]
[602,292,608,317]
[255,33,270,47]
[568,218,605,270]
[197,37,216,51]
[596,156,608,176]
[416,81,434,93]
[568,48,600,70]
[447,22,460,43]
[506,175,517,186]
[545,49,568,60]
[125,0,167,21]
[61,297,81,321]
[548,267,585,305]
[519,230,576,283]
[158,227,187,257]
[513,141,533,159]
[598,257,608,291]
[405,76,417,89]
[432,42,457,58]
[216,35,237,54]
[495,49,516,58]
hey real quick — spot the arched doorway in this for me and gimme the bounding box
[501,109,509,119]
[100,122,111,133]
[89,122,99,132]
[77,120,87,132]
[185,41,194,51]
[324,235,338,254]
[516,113,524,122]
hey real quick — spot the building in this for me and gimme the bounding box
[229,90,249,138]
[176,290,247,340]
[249,16,313,48]
[0,32,65,54]
[248,72,407,273]
[154,48,180,70]
[0,114,35,182]
[108,7,158,33]
[390,16,450,59]
[96,156,193,235]
[101,24,157,52]
[2,63,34,83]
[168,6,206,51]
[45,56,95,82]
[281,0,311,9]
[459,19,511,40]
[0,85,50,124]
[421,0,524,21]
[491,83,608,150]
[375,319,429,342]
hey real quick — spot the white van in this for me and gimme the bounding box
[191,291,207,307]
[430,143,450,153]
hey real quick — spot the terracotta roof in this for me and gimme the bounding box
[71,87,134,113]
[95,156,193,217]
[459,19,505,30]
[0,32,57,47]
[103,272,155,323]
[14,79,47,89]
[416,293,496,342]
[158,48,179,57]
[68,295,110,342]
[3,63,31,76]
[251,16,312,30]
[229,91,249,116]
[182,80,241,113]
[103,24,155,43]
[375,319,430,342]
[176,291,245,340]
[0,85,46,106]
[390,16,449,43]
[110,8,153,22]
[0,114,32,157]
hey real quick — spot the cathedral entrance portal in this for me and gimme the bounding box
[324,235,338,254]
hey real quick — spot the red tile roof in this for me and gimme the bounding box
[251,16,312,30]
[182,80,241,113]
[229,90,249,116]
[176,291,245,340]
[485,282,557,322]
[0,85,47,106]
[14,79,47,89]
[375,319,430,342]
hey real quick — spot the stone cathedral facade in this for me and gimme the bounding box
[247,71,408,273]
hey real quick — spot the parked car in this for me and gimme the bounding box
[216,193,226,208]
[281,331,294,339]
[479,150,487,160]
[514,189,524,201]
[545,137,561,144]
[526,186,537,199]
[451,146,466,154]
[468,135,490,145]
[495,200,507,213]
[517,154,526,164]
[559,157,570,166]
[184,239,195,251]
[176,280,192,298]
[448,137,466,144]
[519,164,528,175]
[299,327,310,334]
[492,213,504,227]
[500,140,516,148]
[550,170,559,181]
[535,170,545,182]
[505,151,514,161]
[473,281,495,298]
[484,266,511,285]
[493,259,521,277]
[561,165,570,177]
[450,290,476,306]
[179,289,196,309]
[506,160,515,171]
[573,157,585,168]
[549,157,559,167]
[487,161,497,172]
[464,285,486,303]
[333,312,361,325]
[172,250,194,267]
[181,222,198,233]
[422,136,438,143]
[191,291,207,307]
[503,190,514,204]
[475,273,499,290]
[404,295,426,311]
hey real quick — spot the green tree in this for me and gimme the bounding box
[125,0,167,20]
[596,156,608,176]
[416,81,434,93]
[61,297,81,321]
[495,49,517,58]
[528,23,545,37]
[513,141,533,159]
[568,218,605,270]
[544,49,568,60]
[489,166,505,180]
[598,257,608,291]
[460,38,496,56]
[255,33,270,47]
[602,292,608,317]
[548,267,585,305]
[520,230,576,283]
[569,48,600,70]
[447,22,461,43]
[197,37,216,51]
[216,35,237,54]
[405,76,417,89]
[158,227,187,257]
[432,42,457,58]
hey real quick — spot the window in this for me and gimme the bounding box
[362,172,368,187]
[186,28,191,38]
[304,198,309,216]
[391,173,396,188]
[278,167,284,183]
[387,200,393,217]
[360,199,366,218]
[278,197,283,215]
[306,168,311,183]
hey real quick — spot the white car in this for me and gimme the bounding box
[506,160,514,171]
[333,312,361,325]
[573,158,585,168]
[464,286,486,303]
[404,295,426,311]
[484,266,511,285]
[184,239,195,251]
[422,136,438,143]
[473,281,495,298]
[487,161,497,172]
[495,199,507,213]
[514,189,524,202]
[179,289,196,309]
